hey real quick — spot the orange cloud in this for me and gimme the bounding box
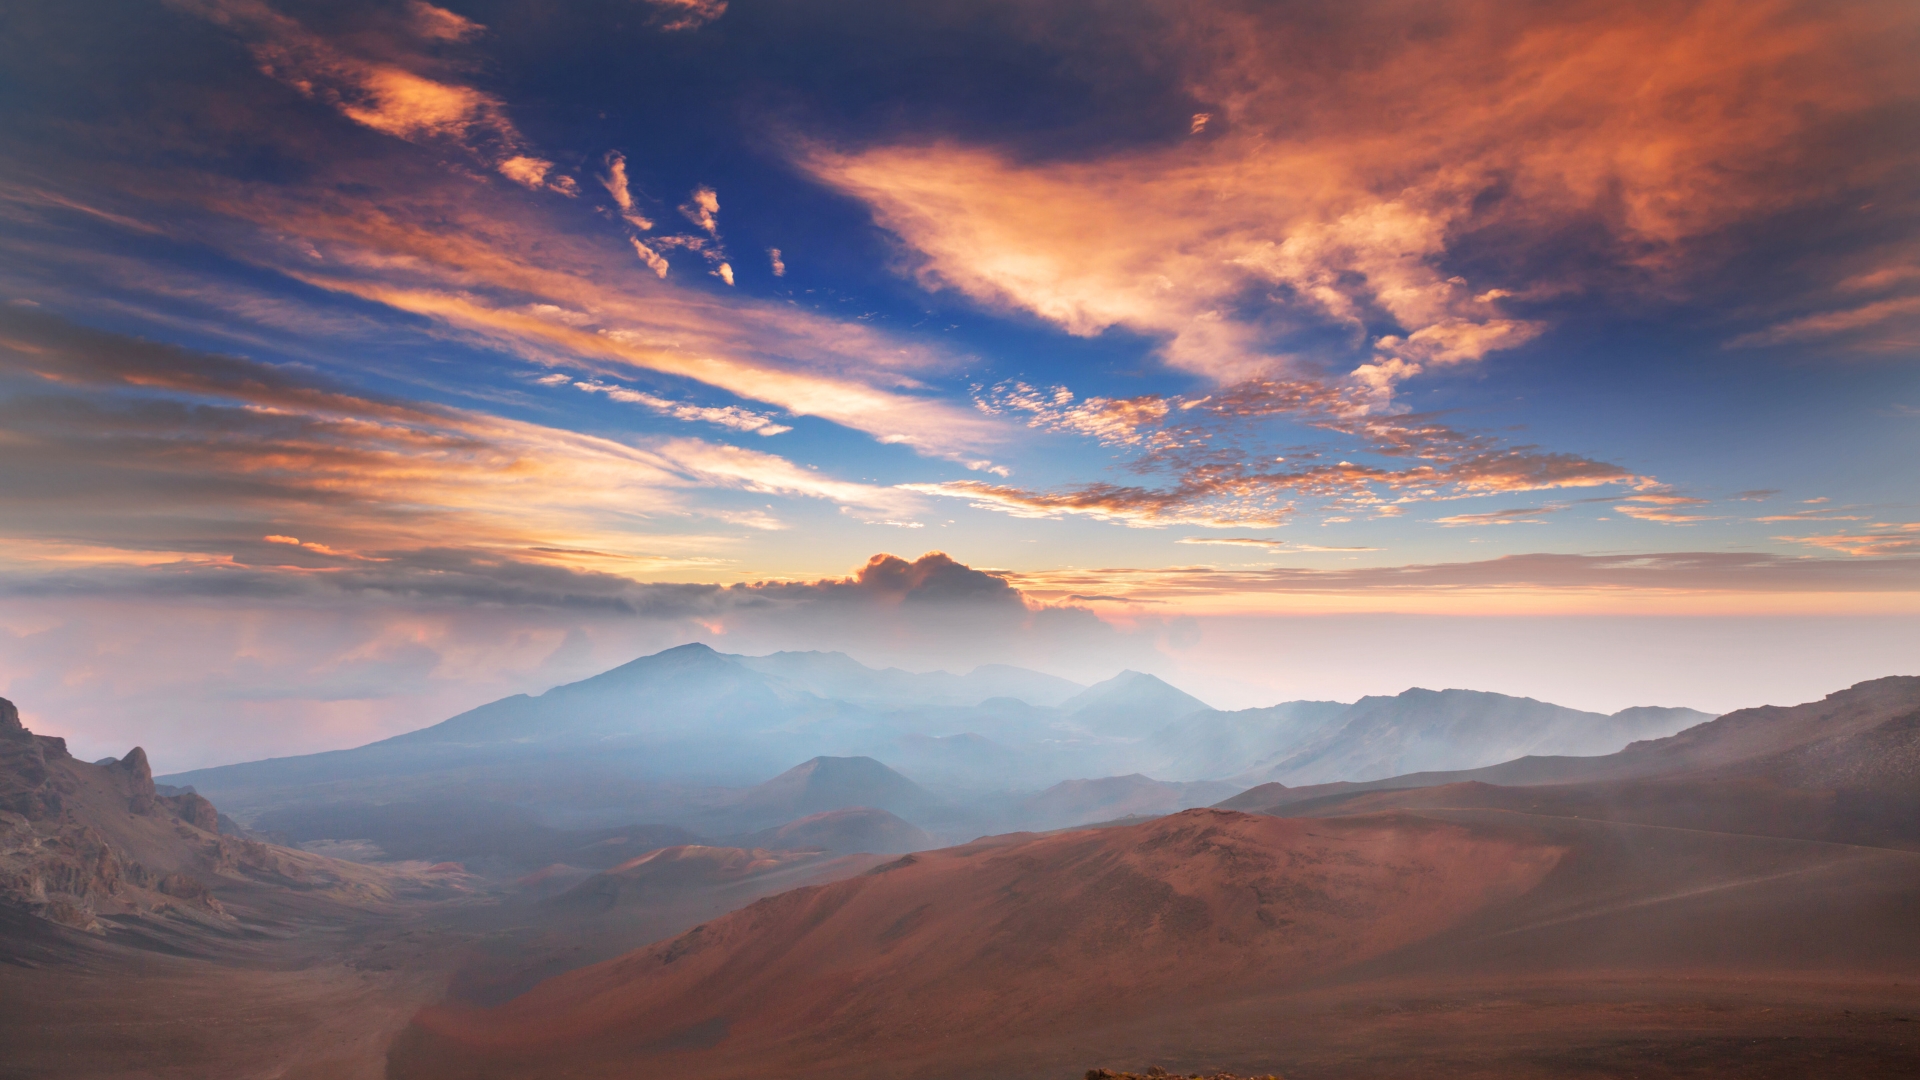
[1610,494,1723,524]
[1729,295,1920,348]
[567,379,790,436]
[295,282,981,449]
[680,186,721,235]
[179,0,576,194]
[601,152,655,230]
[0,308,915,577]
[901,479,1292,530]
[10,153,1003,457]
[1783,524,1920,556]
[798,0,1917,476]
[641,0,727,33]
[406,2,483,43]
[1616,506,1714,524]
[1431,508,1560,527]
[978,381,1176,448]
[908,439,1635,529]
[1000,550,1920,616]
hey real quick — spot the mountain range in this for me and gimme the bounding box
[385,675,1920,1080]
[7,668,1917,1080]
[161,644,1712,837]
[1224,675,1920,850]
[1229,689,1716,786]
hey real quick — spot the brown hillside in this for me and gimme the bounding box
[738,806,935,854]
[1244,682,1920,851]
[394,809,1561,1078]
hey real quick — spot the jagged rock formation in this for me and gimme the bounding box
[0,696,351,934]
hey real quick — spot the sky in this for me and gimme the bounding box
[1,0,1918,768]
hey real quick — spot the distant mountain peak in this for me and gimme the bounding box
[1061,671,1212,738]
[731,649,1083,708]
[1067,669,1207,707]
[662,641,720,654]
[733,755,938,826]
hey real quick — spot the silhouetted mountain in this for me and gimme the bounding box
[1224,676,1920,849]
[731,651,1083,708]
[1018,774,1242,829]
[1140,701,1349,780]
[864,697,1115,791]
[159,646,1095,823]
[155,644,1726,844]
[727,756,940,829]
[1063,671,1212,738]
[161,645,885,821]
[1235,688,1713,786]
[393,642,840,747]
[886,731,1029,788]
[738,807,934,854]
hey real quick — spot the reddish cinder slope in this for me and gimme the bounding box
[395,808,1562,1079]
[738,806,934,855]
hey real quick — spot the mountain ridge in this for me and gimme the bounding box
[1230,687,1713,786]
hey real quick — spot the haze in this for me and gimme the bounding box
[1,1,1917,1078]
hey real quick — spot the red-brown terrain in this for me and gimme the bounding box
[0,696,491,1079]
[444,844,889,1007]
[7,678,1920,1078]
[387,678,1920,1080]
[736,806,935,854]
[1234,675,1920,850]
[0,697,883,1078]
[391,808,1558,1076]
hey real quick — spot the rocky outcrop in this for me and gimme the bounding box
[0,696,241,931]
[115,746,156,813]
[0,697,64,818]
[162,791,222,833]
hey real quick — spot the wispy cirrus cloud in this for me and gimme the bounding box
[803,139,1541,396]
[1728,295,1920,348]
[1782,524,1920,556]
[1431,507,1560,527]
[1001,550,1920,614]
[802,0,1912,394]
[794,0,1917,529]
[15,152,994,452]
[1174,537,1286,549]
[1753,509,1867,523]
[906,438,1635,529]
[175,0,577,195]
[1173,537,1377,552]
[1610,493,1722,525]
[551,375,792,436]
[0,307,914,576]
[65,6,998,462]
[298,280,981,448]
[599,151,656,231]
[901,478,1292,529]
[976,381,1178,449]
[640,0,727,33]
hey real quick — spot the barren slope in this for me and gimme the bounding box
[392,809,1563,1078]
[395,802,1920,1080]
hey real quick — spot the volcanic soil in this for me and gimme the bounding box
[390,806,1920,1080]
